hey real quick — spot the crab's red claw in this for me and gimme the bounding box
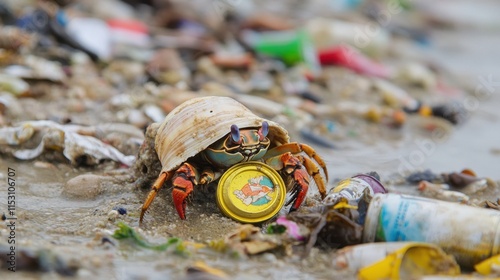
[172,176,193,220]
[286,167,309,212]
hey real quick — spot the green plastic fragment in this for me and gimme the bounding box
[266,224,287,234]
[112,222,183,252]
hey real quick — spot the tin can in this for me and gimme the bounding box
[324,173,387,224]
[216,161,286,224]
[325,173,387,202]
[363,193,500,268]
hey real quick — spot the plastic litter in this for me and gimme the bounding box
[357,242,460,279]
[418,180,470,203]
[112,222,186,254]
[305,18,390,57]
[243,29,320,74]
[318,45,390,78]
[107,19,150,48]
[66,17,111,60]
[475,254,500,276]
[363,193,500,268]
[323,173,386,224]
[334,242,460,279]
[373,79,421,112]
[0,1,497,279]
[396,62,437,89]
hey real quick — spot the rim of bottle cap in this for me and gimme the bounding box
[216,161,286,224]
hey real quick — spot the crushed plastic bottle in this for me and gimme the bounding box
[364,193,500,268]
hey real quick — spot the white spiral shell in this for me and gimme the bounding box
[155,96,290,174]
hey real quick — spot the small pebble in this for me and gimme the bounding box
[101,237,115,246]
[34,161,57,169]
[63,174,104,199]
[262,253,278,264]
[77,269,93,278]
[431,103,466,125]
[66,98,86,113]
[299,91,322,103]
[128,109,149,128]
[249,71,273,91]
[108,210,119,221]
[112,206,127,215]
[406,170,440,184]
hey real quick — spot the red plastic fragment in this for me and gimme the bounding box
[318,45,389,78]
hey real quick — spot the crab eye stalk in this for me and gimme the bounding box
[230,124,242,144]
[258,121,269,140]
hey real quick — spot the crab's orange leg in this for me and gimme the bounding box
[263,143,329,181]
[140,171,172,224]
[297,155,327,199]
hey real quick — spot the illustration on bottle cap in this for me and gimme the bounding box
[216,162,286,224]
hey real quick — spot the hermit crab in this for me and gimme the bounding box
[140,96,328,222]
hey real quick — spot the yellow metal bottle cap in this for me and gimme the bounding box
[216,161,286,224]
